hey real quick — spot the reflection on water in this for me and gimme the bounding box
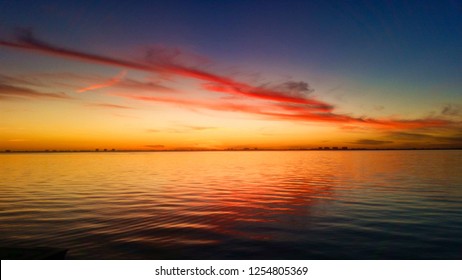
[1,151,461,259]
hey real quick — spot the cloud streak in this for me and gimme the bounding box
[144,144,165,149]
[86,103,133,109]
[19,71,175,94]
[0,29,158,72]
[388,131,462,145]
[123,93,454,130]
[77,70,127,93]
[0,30,458,131]
[0,82,70,100]
[0,30,327,106]
[146,124,217,134]
[441,104,462,117]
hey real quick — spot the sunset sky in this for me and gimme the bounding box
[1,0,461,150]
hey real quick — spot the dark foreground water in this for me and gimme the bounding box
[0,150,461,259]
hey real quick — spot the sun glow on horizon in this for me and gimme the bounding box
[1,1,461,151]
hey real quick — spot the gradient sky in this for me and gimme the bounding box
[1,0,461,150]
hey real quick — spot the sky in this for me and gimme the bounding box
[0,0,461,151]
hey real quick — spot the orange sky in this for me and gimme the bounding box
[1,2,461,150]
[1,34,461,151]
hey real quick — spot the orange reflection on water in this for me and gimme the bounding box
[1,150,461,259]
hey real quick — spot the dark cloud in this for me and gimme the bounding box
[389,131,462,144]
[144,46,210,66]
[0,82,70,99]
[389,132,431,141]
[441,104,462,117]
[272,81,314,98]
[0,74,44,87]
[352,139,394,145]
[0,72,71,99]
[444,134,462,144]
[0,29,157,71]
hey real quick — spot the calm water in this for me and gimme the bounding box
[1,151,461,259]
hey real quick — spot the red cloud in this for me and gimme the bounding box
[122,94,452,130]
[0,30,457,131]
[77,70,127,93]
[0,31,325,105]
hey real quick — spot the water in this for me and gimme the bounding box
[0,150,461,259]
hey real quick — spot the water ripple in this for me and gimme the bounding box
[1,151,461,259]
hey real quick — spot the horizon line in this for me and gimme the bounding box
[2,147,462,154]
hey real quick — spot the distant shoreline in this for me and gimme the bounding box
[1,148,462,154]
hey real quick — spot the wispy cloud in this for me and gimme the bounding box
[20,71,174,94]
[146,124,217,134]
[115,77,174,93]
[0,29,158,71]
[0,29,459,132]
[144,144,165,149]
[0,74,45,87]
[0,30,325,106]
[124,94,266,116]
[7,139,29,142]
[173,67,326,106]
[441,104,462,117]
[181,125,216,131]
[0,82,70,99]
[86,103,133,109]
[125,93,454,130]
[77,70,127,93]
